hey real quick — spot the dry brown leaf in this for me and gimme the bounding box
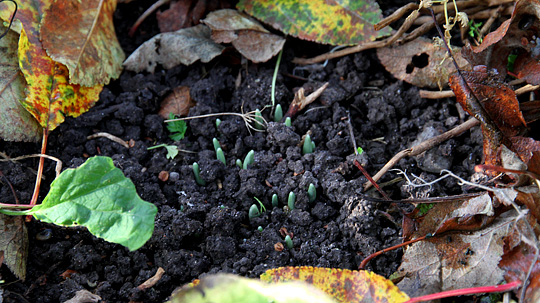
[123,24,225,73]
[62,289,101,303]
[377,37,470,89]
[158,86,195,118]
[396,209,517,298]
[0,214,28,280]
[157,0,194,32]
[202,9,285,63]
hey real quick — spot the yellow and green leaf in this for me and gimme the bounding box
[18,27,102,132]
[261,266,410,303]
[236,0,391,46]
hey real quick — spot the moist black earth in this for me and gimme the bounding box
[0,1,486,302]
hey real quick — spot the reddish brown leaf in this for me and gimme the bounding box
[472,19,511,54]
[158,86,194,119]
[157,0,194,32]
[509,136,540,164]
[499,239,540,302]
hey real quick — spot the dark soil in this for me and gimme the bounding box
[1,1,485,302]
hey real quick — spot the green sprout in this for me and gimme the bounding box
[167,113,188,141]
[147,144,179,160]
[236,159,243,168]
[356,146,364,155]
[216,148,226,165]
[257,226,263,232]
[284,235,293,249]
[507,54,518,72]
[271,194,279,208]
[243,150,255,169]
[467,20,483,42]
[307,183,316,203]
[288,191,296,210]
[248,204,260,219]
[215,118,222,128]
[285,117,292,127]
[254,197,267,213]
[212,138,221,152]
[254,109,265,130]
[302,135,315,155]
[274,104,283,122]
[192,162,206,186]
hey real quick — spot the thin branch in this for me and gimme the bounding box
[364,118,480,190]
[87,132,130,149]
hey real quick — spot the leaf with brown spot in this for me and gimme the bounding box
[202,9,285,63]
[0,214,28,280]
[158,86,195,119]
[40,0,125,86]
[261,266,410,303]
[377,37,470,89]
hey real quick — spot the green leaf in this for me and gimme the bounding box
[30,156,157,251]
[167,113,187,141]
[165,145,179,159]
[237,0,391,46]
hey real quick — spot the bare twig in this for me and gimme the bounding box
[137,267,165,290]
[364,118,480,190]
[374,2,419,31]
[419,84,540,99]
[128,0,170,36]
[87,132,130,149]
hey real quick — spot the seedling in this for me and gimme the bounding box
[216,148,226,165]
[215,118,222,128]
[167,113,188,141]
[236,159,243,168]
[212,138,221,152]
[356,146,364,155]
[254,197,267,213]
[467,20,483,42]
[192,162,206,186]
[272,194,279,208]
[307,183,316,203]
[285,117,292,127]
[254,109,265,130]
[243,150,255,169]
[257,226,263,232]
[274,104,283,122]
[284,235,293,249]
[302,135,315,155]
[288,191,296,210]
[248,204,260,219]
[147,144,179,159]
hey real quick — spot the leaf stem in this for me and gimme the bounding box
[29,130,48,207]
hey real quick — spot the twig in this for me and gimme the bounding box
[0,154,62,178]
[404,280,521,303]
[479,5,504,38]
[87,132,130,149]
[420,84,540,99]
[359,234,430,269]
[374,2,419,31]
[354,160,390,200]
[128,0,170,36]
[364,118,479,190]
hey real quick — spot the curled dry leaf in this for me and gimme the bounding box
[158,86,195,118]
[62,289,101,303]
[284,82,329,119]
[202,9,285,63]
[123,24,225,73]
[377,37,470,89]
[40,0,125,86]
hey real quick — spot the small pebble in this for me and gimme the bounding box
[36,229,52,241]
[169,172,180,182]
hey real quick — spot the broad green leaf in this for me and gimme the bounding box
[169,273,335,303]
[31,156,158,251]
[0,23,42,142]
[236,0,391,46]
[40,0,125,86]
[261,267,410,303]
[0,214,28,280]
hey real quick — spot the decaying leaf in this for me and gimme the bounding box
[158,86,195,119]
[40,0,125,86]
[169,273,335,303]
[123,24,225,73]
[0,24,42,142]
[202,9,285,63]
[157,0,195,32]
[377,37,470,89]
[261,266,410,303]
[63,289,101,303]
[237,0,391,46]
[0,214,28,280]
[396,209,518,298]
